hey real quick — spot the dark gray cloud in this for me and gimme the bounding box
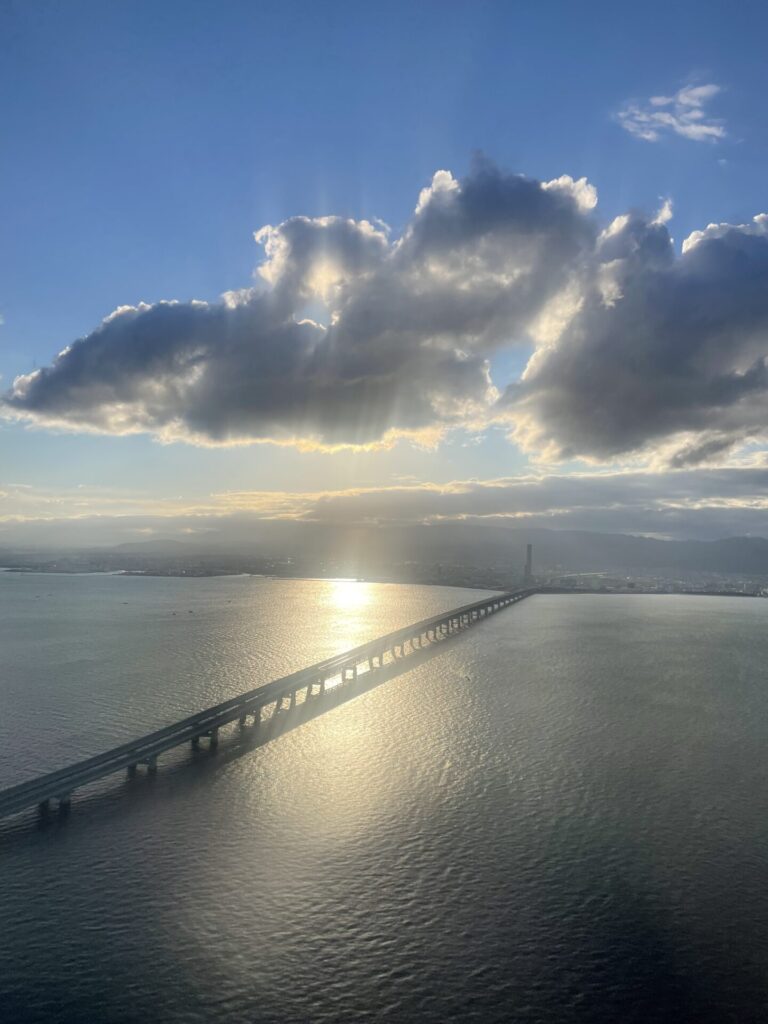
[3,161,593,448]
[4,161,768,466]
[508,211,768,464]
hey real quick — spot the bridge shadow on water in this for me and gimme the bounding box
[0,627,463,843]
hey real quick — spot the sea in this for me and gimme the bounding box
[1,571,767,1024]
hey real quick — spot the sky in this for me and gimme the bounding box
[2,0,768,546]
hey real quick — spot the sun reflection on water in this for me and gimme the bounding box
[322,580,375,653]
[327,579,373,613]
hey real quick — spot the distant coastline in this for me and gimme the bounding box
[1,565,764,599]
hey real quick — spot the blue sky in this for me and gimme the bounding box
[2,0,768,543]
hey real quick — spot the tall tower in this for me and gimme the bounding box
[524,543,533,583]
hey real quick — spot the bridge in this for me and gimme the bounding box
[0,587,537,824]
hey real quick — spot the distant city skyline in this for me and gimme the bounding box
[2,0,768,547]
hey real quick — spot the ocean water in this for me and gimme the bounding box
[1,574,767,1023]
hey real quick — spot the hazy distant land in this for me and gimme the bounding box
[3,525,768,596]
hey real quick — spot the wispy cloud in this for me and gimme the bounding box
[3,466,768,543]
[618,83,725,143]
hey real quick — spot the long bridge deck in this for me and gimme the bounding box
[0,587,537,824]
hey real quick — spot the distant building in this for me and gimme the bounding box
[523,543,533,583]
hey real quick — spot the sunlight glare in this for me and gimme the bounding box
[328,579,373,613]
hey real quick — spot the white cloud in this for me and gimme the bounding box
[651,198,674,226]
[414,169,460,214]
[542,175,598,212]
[681,212,768,254]
[618,83,725,143]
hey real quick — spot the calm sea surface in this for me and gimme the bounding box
[1,574,767,1024]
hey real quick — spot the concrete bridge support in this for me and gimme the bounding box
[37,793,71,815]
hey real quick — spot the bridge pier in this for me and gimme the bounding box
[38,793,72,815]
[127,763,138,778]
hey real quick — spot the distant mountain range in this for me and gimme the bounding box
[15,523,767,577]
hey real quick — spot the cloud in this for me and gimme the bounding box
[2,160,595,450]
[5,158,768,470]
[287,467,768,539]
[618,83,725,142]
[506,210,768,465]
[3,466,768,544]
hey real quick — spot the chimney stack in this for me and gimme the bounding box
[524,543,533,583]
